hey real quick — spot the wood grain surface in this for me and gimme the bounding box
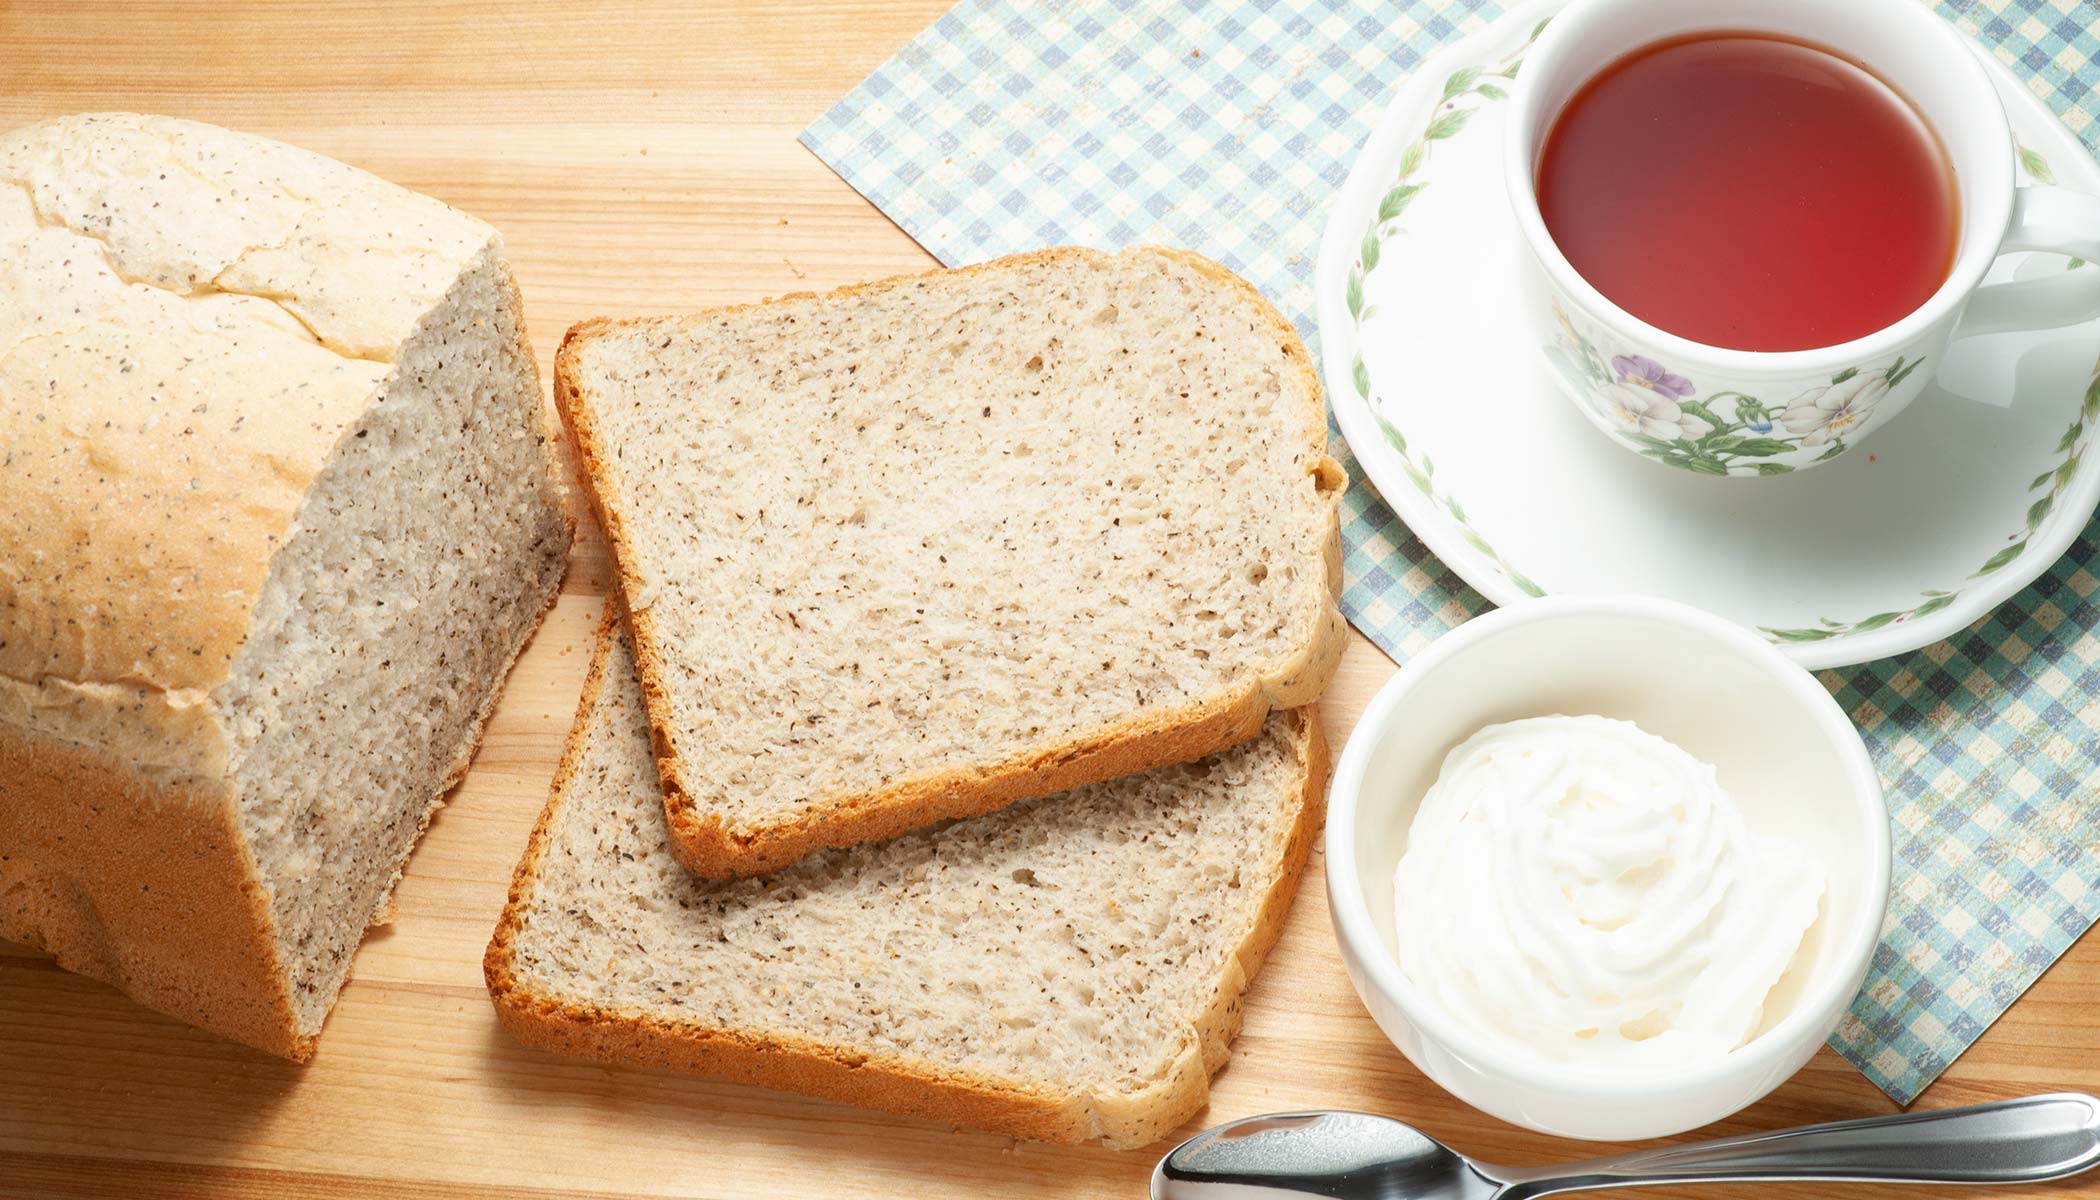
[2,3,2096,1197]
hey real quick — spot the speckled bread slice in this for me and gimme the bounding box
[0,113,572,1058]
[485,609,1327,1148]
[556,246,1345,878]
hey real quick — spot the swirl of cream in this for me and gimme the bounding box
[1392,716,1824,1070]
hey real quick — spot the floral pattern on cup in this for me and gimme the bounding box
[1545,301,1926,477]
[1780,371,1892,446]
[1594,354,1710,440]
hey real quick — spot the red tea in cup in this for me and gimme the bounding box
[1535,33,1960,352]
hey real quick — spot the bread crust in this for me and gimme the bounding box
[0,543,565,1061]
[484,604,1330,1148]
[0,232,572,1061]
[0,113,497,752]
[0,736,310,1059]
[553,246,1345,879]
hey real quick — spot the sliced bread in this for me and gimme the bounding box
[485,608,1328,1148]
[555,246,1345,877]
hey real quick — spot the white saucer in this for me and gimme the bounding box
[1319,0,2100,668]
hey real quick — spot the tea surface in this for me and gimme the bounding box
[1536,34,1959,352]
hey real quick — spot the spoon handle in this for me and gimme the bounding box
[1496,1093,2100,1197]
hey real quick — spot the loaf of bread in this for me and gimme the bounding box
[555,247,1345,877]
[0,113,573,1058]
[487,610,1326,1147]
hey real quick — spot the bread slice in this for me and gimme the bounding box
[0,113,571,1057]
[485,608,1328,1148]
[555,246,1345,877]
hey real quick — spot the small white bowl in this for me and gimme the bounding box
[1325,595,1890,1141]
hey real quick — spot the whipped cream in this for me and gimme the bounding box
[1392,715,1824,1070]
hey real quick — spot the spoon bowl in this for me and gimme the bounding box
[1154,1111,1501,1200]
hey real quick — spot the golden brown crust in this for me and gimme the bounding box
[553,246,1345,879]
[483,606,1329,1148]
[1,258,567,1057]
[0,537,567,1062]
[0,113,493,718]
[0,735,309,1060]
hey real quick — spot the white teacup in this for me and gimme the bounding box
[1507,0,2100,477]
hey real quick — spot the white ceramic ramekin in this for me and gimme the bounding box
[1325,595,1890,1141]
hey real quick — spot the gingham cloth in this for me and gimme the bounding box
[802,0,2100,1106]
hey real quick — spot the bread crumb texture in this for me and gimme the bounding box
[563,247,1340,846]
[496,621,1318,1146]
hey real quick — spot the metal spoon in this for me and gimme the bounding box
[1152,1094,2100,1199]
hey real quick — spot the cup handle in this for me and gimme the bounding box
[1955,186,2100,339]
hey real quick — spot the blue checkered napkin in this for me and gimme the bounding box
[803,0,2100,1105]
[1827,525,2100,1092]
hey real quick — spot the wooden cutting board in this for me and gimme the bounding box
[2,4,2095,1197]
